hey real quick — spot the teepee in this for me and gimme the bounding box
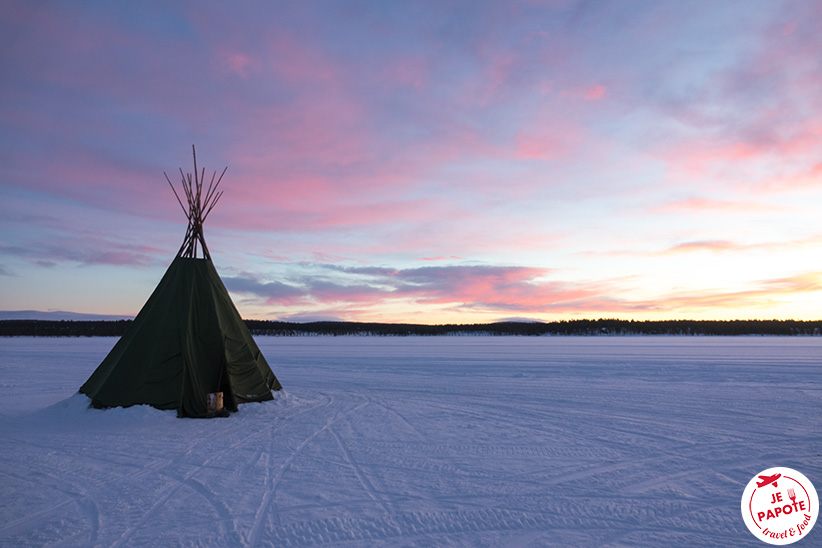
[80,146,281,418]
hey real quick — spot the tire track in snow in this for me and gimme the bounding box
[348,440,623,459]
[261,506,621,546]
[246,395,369,547]
[330,428,395,516]
[365,397,428,441]
[599,503,751,548]
[0,468,76,541]
[108,455,240,547]
[106,394,333,548]
[4,432,241,547]
[416,398,597,445]
[0,498,74,541]
[0,467,100,547]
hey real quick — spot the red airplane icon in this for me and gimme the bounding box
[757,473,781,488]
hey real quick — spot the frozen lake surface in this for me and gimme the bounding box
[0,336,820,547]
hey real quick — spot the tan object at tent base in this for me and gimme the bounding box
[207,392,224,412]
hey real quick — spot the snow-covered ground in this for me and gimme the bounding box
[1,336,820,547]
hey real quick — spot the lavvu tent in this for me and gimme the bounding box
[80,147,282,417]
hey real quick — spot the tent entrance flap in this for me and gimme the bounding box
[223,334,275,404]
[216,350,238,412]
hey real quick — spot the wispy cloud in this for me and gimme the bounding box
[222,276,307,306]
[663,240,740,254]
[645,1,822,189]
[224,262,634,319]
[561,84,607,101]
[0,240,165,268]
[651,197,775,215]
[419,256,464,262]
[630,272,822,313]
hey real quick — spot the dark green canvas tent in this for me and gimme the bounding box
[80,148,281,417]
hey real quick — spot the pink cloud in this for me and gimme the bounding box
[381,56,429,89]
[226,258,822,321]
[586,233,821,260]
[514,131,572,160]
[3,147,197,222]
[585,84,607,100]
[652,6,822,184]
[659,141,763,179]
[419,256,464,262]
[219,51,258,77]
[228,264,624,316]
[651,197,774,215]
[2,2,594,249]
[1,237,166,268]
[512,108,585,160]
[560,84,608,101]
[310,252,367,264]
[215,189,449,233]
[760,162,822,192]
[223,275,306,307]
[265,33,340,85]
[664,240,738,253]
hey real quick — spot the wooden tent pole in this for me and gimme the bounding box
[170,145,226,260]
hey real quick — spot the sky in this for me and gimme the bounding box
[1,0,821,324]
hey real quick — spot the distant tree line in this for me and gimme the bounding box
[0,320,133,337]
[244,319,822,336]
[2,318,821,337]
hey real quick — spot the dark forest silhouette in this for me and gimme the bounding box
[2,319,820,337]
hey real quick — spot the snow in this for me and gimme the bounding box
[1,336,820,547]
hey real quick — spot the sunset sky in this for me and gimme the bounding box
[2,1,821,323]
